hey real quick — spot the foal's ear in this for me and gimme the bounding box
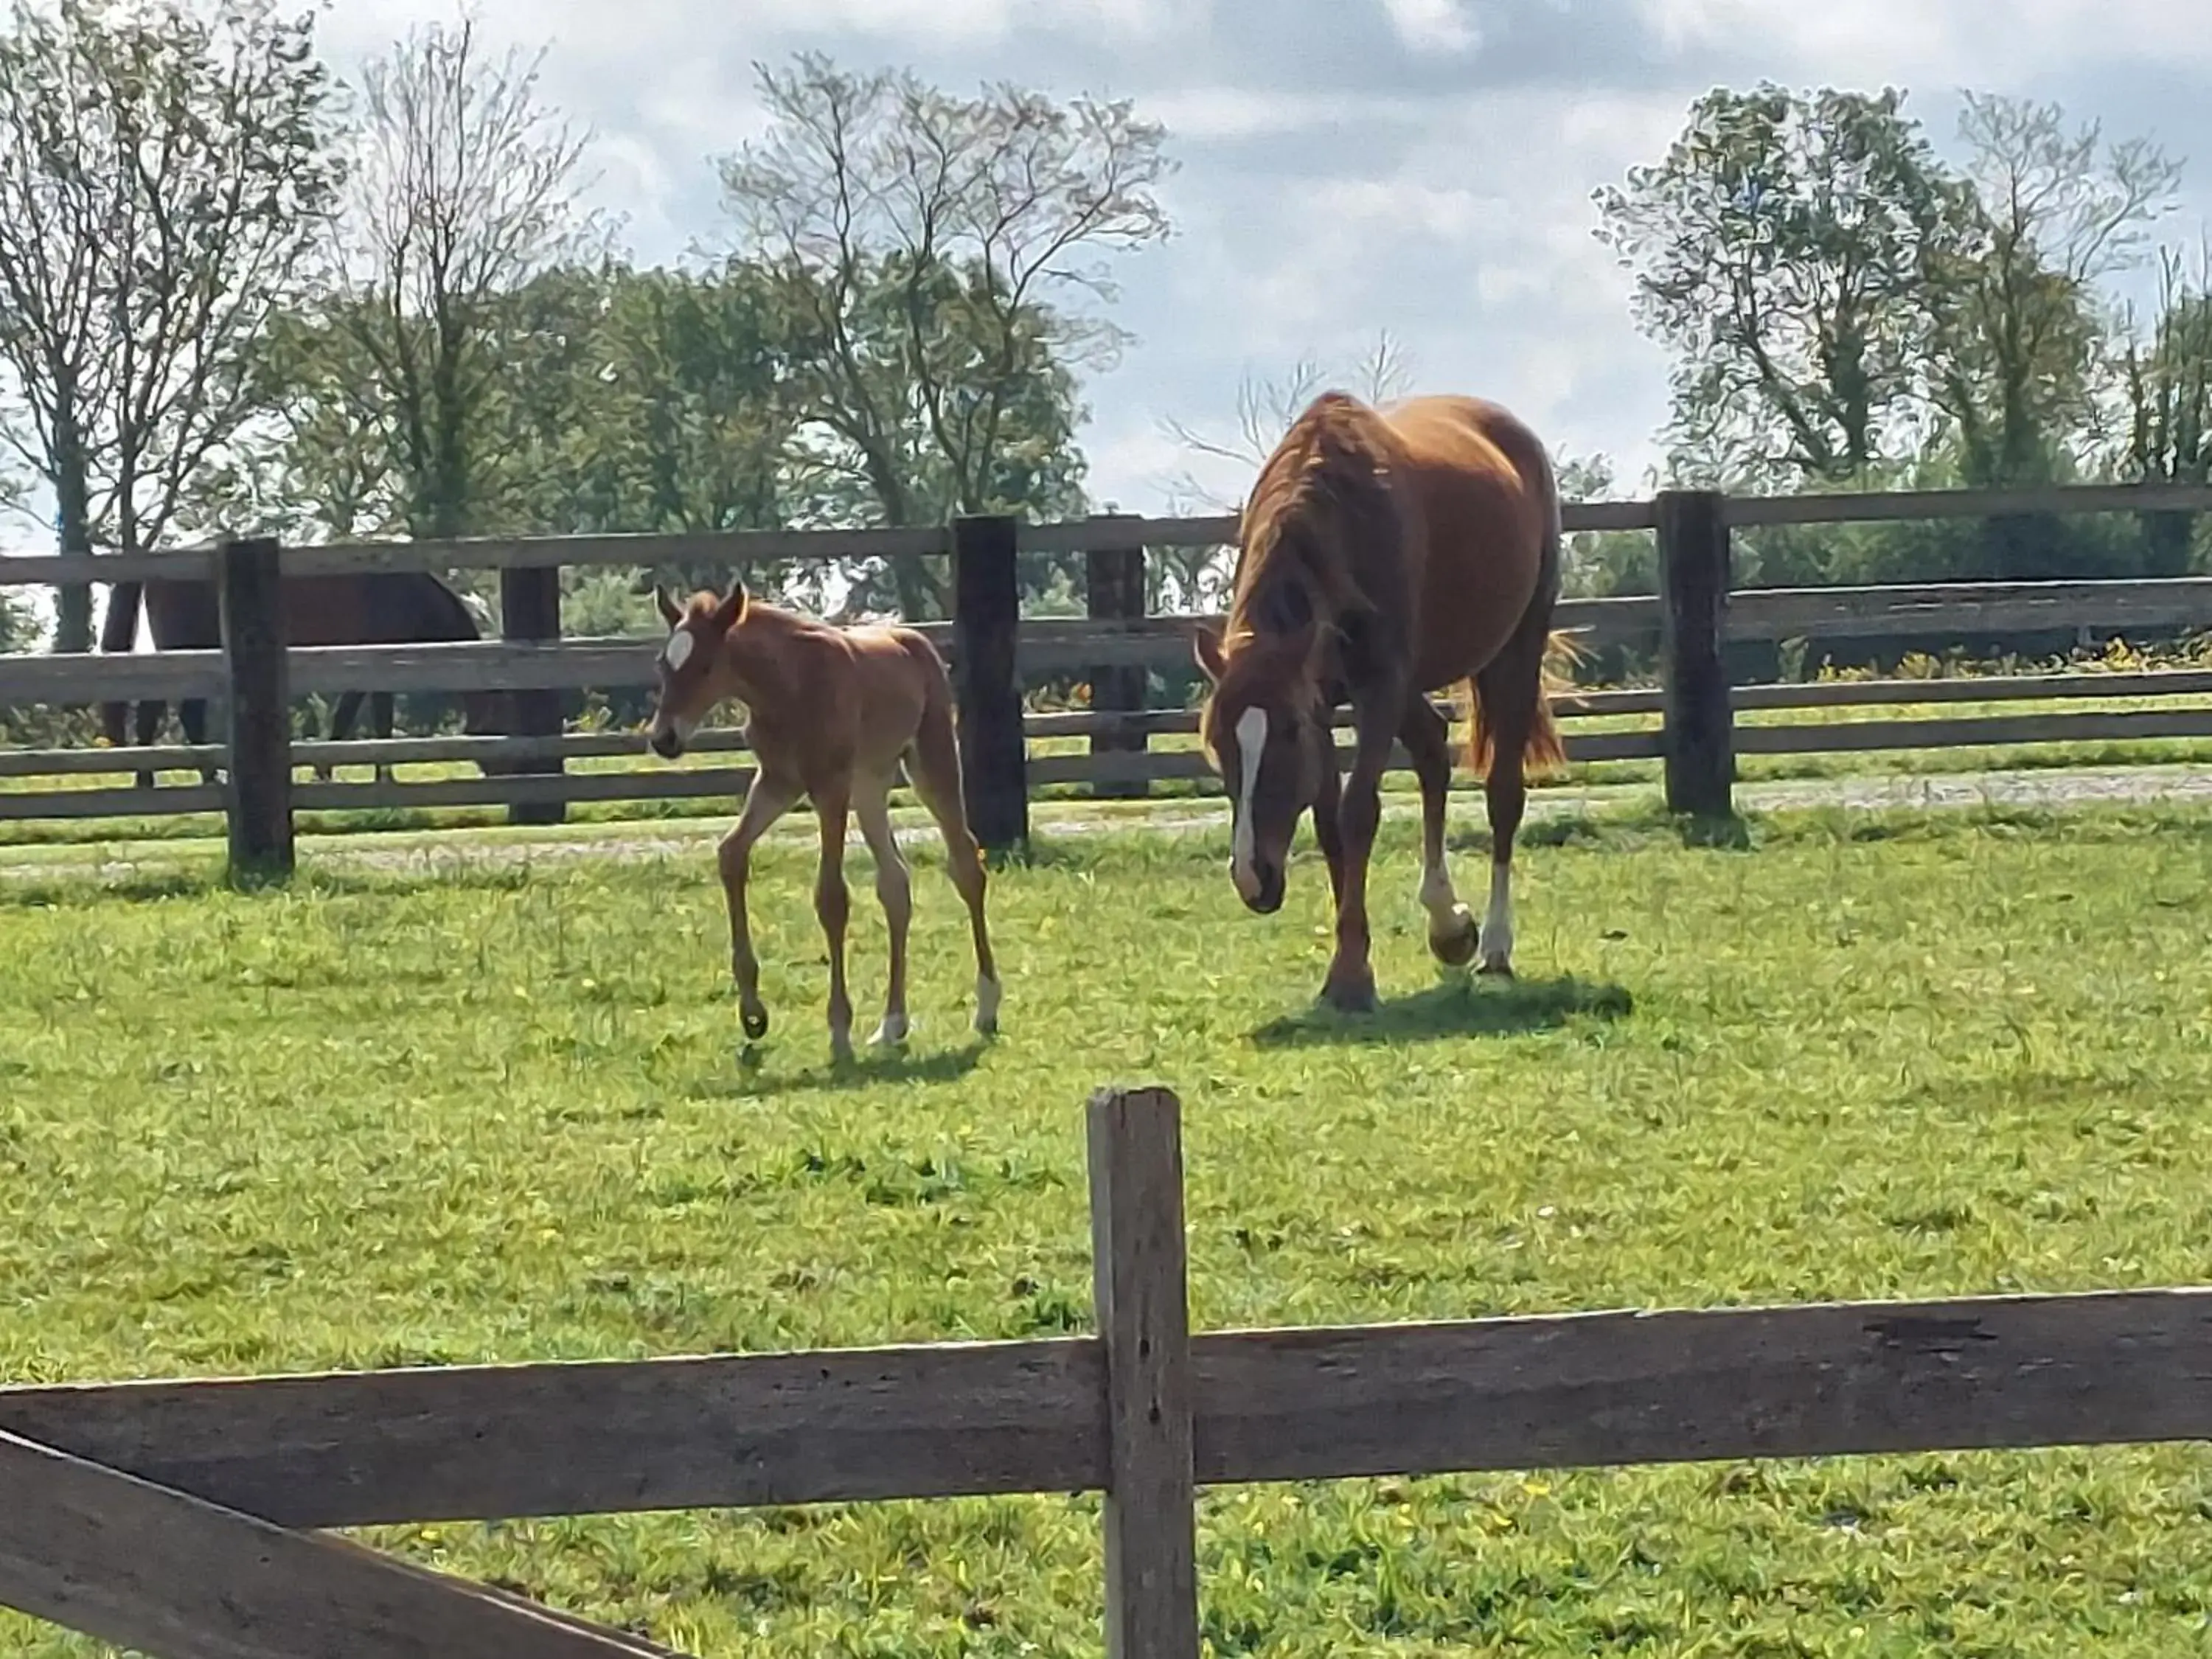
[654,585,683,628]
[1192,625,1228,685]
[709,577,748,634]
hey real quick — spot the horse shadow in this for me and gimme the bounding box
[1249,974,1633,1050]
[692,1036,992,1102]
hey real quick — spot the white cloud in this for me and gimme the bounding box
[1379,0,1483,55]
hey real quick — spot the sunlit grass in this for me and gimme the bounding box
[1,803,2210,1653]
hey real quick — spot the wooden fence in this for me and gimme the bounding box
[0,480,2209,870]
[3,1084,2211,1656]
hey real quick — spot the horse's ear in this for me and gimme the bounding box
[711,577,748,634]
[1192,625,1227,685]
[654,585,682,628]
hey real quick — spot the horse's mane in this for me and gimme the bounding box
[1224,391,1397,652]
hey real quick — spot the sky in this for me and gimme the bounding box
[13,0,2212,556]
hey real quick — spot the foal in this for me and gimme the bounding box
[645,581,1001,1060]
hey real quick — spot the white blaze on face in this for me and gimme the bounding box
[663,627,696,672]
[1231,704,1268,901]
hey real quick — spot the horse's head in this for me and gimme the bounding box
[1193,617,1333,915]
[647,580,746,760]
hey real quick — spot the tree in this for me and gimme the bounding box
[1593,84,1973,489]
[1153,330,1412,613]
[718,51,1174,617]
[1930,93,2180,492]
[2119,246,2212,574]
[0,0,341,653]
[327,12,599,543]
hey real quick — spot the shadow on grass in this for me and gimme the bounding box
[1249,973,1634,1049]
[692,1037,993,1101]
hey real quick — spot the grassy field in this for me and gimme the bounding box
[3,801,2212,1654]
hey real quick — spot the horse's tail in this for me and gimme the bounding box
[1461,628,1582,782]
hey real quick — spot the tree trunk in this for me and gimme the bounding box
[51,414,95,655]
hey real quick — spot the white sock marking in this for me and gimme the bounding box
[1231,705,1267,901]
[975,973,1003,1033]
[1479,863,1514,967]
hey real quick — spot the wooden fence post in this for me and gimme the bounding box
[1655,489,1734,818]
[1086,517,1148,800]
[499,563,565,828]
[1086,1085,1200,1659]
[216,536,292,882]
[951,514,1028,850]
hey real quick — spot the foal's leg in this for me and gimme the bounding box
[854,773,913,1048]
[906,732,1002,1036]
[1402,696,1478,968]
[813,785,857,1062]
[132,698,164,791]
[1321,689,1405,1015]
[719,774,800,1043]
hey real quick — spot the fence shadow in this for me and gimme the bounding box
[1249,974,1633,1050]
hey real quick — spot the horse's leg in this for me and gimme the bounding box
[719,774,801,1046]
[812,783,856,1062]
[373,690,396,784]
[1321,689,1404,1015]
[131,698,162,791]
[1310,716,1349,916]
[1401,696,1478,968]
[178,698,218,786]
[1472,648,1544,980]
[854,772,912,1048]
[321,690,364,784]
[905,712,1001,1036]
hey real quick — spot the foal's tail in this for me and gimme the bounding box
[1463,628,1584,783]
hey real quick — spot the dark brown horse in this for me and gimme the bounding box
[1192,390,1573,1013]
[102,571,520,789]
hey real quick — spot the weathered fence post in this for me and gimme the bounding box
[951,514,1028,850]
[1085,515,1149,800]
[216,536,293,882]
[498,563,565,828]
[1086,1085,1200,1659]
[1655,489,1734,818]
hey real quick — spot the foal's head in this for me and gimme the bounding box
[1192,607,1332,916]
[647,580,746,759]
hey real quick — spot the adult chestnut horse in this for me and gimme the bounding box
[645,579,1001,1061]
[1192,390,1571,1013]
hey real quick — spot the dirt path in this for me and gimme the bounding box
[8,762,2208,887]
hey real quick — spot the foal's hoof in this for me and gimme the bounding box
[740,1004,769,1040]
[1476,957,1516,981]
[869,1015,911,1049]
[1429,910,1480,969]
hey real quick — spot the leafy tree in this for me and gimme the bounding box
[2119,246,2212,574]
[327,13,600,542]
[0,0,341,653]
[718,51,1173,617]
[1593,84,1973,490]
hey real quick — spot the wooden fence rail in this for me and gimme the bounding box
[3,1085,2211,1655]
[1,479,2210,859]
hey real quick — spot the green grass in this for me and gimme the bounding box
[4,804,2212,1653]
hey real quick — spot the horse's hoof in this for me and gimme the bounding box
[829,1034,855,1066]
[741,1004,769,1040]
[1320,975,1380,1016]
[1429,914,1480,969]
[869,1016,910,1049]
[1476,959,1516,981]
